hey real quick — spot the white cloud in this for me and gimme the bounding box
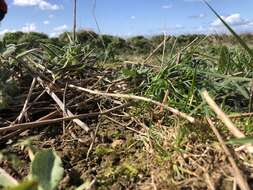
[54,25,67,32]
[211,13,249,27]
[50,24,68,37]
[130,16,136,20]
[22,23,37,32]
[13,0,41,6]
[162,4,172,9]
[13,0,63,10]
[43,20,50,25]
[195,14,253,34]
[39,1,61,10]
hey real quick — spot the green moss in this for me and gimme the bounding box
[111,130,121,138]
[118,163,138,178]
[94,145,114,157]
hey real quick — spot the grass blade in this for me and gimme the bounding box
[204,0,253,61]
[227,137,253,145]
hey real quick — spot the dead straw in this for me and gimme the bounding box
[206,117,250,190]
[68,84,196,123]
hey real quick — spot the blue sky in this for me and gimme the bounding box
[1,0,253,37]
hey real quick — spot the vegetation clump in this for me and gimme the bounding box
[1,4,253,189]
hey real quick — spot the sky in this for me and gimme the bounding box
[1,0,253,37]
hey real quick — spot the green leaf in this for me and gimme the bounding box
[0,168,18,188]
[2,45,16,58]
[218,46,230,73]
[30,149,64,190]
[16,49,38,59]
[74,182,90,190]
[8,181,38,190]
[74,179,96,190]
[204,0,253,62]
[233,82,249,99]
[122,68,137,78]
[227,137,253,145]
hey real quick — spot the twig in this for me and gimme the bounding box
[73,0,77,41]
[228,112,253,118]
[17,78,36,123]
[206,117,250,190]
[202,90,245,138]
[68,84,195,123]
[36,76,89,132]
[160,89,169,112]
[86,178,96,190]
[151,172,157,190]
[233,178,237,190]
[0,102,133,136]
[0,167,18,187]
[0,111,59,143]
[202,90,253,153]
[63,82,68,133]
[142,35,170,64]
[204,173,215,190]
[103,115,146,136]
[170,37,177,58]
[179,37,199,54]
[86,120,101,159]
[249,79,253,112]
[161,32,167,67]
[30,90,46,106]
[176,53,181,65]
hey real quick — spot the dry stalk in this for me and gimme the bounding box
[17,78,37,123]
[36,76,89,132]
[63,82,68,132]
[0,168,18,186]
[201,90,253,153]
[206,117,250,190]
[159,89,169,112]
[103,115,146,136]
[0,111,60,143]
[161,31,167,67]
[204,173,215,190]
[68,84,195,123]
[176,53,181,65]
[202,90,244,137]
[0,102,133,137]
[229,112,253,118]
[86,120,101,159]
[142,35,170,64]
[73,0,77,41]
[248,77,253,112]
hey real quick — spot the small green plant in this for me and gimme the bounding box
[227,137,253,145]
[0,149,64,190]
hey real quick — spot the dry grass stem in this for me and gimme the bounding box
[17,78,37,123]
[202,90,253,153]
[206,117,250,190]
[37,77,89,132]
[142,35,170,64]
[68,84,195,123]
[0,102,133,137]
[202,90,245,138]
